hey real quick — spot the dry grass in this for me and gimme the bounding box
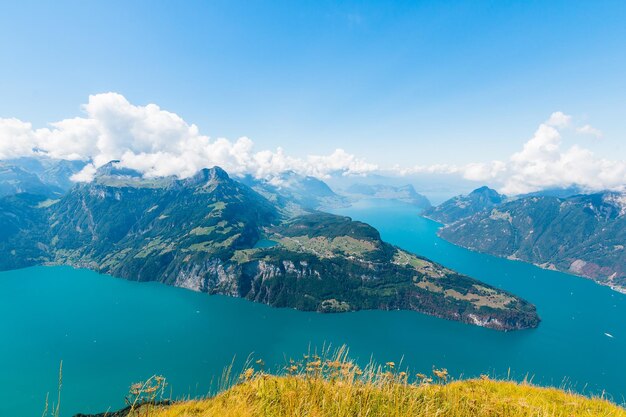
[126,347,625,417]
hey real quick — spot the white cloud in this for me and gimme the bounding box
[462,161,507,182]
[69,163,97,182]
[545,111,572,128]
[0,118,39,159]
[576,124,603,139]
[0,93,377,182]
[393,112,625,195]
[498,113,624,194]
[1,97,623,195]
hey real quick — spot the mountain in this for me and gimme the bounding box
[0,157,86,197]
[0,165,538,330]
[0,164,62,197]
[516,186,585,199]
[0,193,52,270]
[344,183,431,208]
[325,172,478,206]
[48,166,279,278]
[35,159,87,190]
[238,171,348,212]
[251,213,538,329]
[91,159,143,179]
[423,186,505,224]
[438,192,626,292]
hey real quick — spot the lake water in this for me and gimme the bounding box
[1,199,625,416]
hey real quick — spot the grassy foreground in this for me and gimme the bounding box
[131,377,624,417]
[121,348,625,417]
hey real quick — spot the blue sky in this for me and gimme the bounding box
[0,1,625,191]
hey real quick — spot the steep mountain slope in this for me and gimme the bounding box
[423,186,504,224]
[0,193,51,269]
[438,193,626,291]
[48,166,279,282]
[344,183,431,208]
[0,165,539,330]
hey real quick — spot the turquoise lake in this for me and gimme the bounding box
[1,199,625,416]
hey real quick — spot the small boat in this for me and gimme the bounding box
[604,332,614,338]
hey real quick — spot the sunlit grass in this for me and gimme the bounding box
[124,346,625,417]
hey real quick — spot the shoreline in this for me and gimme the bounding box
[431,225,626,296]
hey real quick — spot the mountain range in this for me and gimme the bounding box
[343,183,432,208]
[238,170,348,213]
[0,162,539,330]
[426,187,626,292]
[0,157,86,197]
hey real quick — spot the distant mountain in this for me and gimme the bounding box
[423,186,505,224]
[438,192,626,292]
[0,157,86,197]
[36,159,87,190]
[516,186,586,199]
[93,160,143,179]
[238,171,348,212]
[0,164,62,197]
[0,164,538,330]
[344,183,431,208]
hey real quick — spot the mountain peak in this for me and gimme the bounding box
[194,166,229,180]
[424,186,504,224]
[95,161,142,178]
[468,186,505,204]
[470,185,500,196]
[182,166,231,188]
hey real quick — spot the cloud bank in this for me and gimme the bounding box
[0,93,377,182]
[400,112,625,194]
[0,94,623,194]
